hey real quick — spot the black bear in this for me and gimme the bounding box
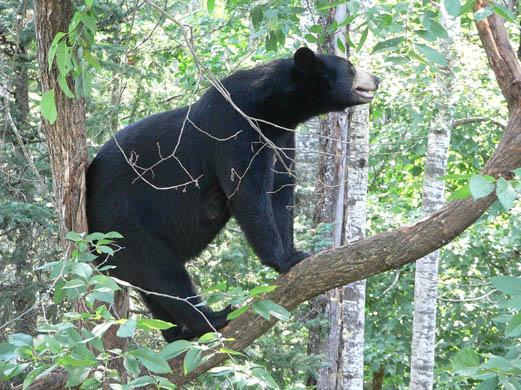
[86,47,379,341]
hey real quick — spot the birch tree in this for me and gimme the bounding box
[308,3,348,388]
[410,3,459,388]
[340,1,373,387]
[341,89,370,389]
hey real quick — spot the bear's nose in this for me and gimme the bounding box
[374,76,381,87]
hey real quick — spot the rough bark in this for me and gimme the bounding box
[33,0,129,385]
[308,4,348,389]
[34,0,88,240]
[410,5,458,389]
[28,1,521,387]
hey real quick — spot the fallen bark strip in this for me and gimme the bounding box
[165,2,521,386]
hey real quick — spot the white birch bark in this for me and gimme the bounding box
[410,5,459,389]
[341,94,370,390]
[339,1,373,387]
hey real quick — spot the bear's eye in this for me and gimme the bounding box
[347,61,355,73]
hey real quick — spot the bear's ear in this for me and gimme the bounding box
[294,47,318,74]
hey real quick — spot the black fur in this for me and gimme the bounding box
[86,48,377,341]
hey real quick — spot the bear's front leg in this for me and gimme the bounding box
[227,176,307,273]
[271,142,310,268]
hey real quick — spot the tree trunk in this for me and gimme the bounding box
[33,0,129,384]
[308,3,348,389]
[410,5,459,389]
[341,102,370,389]
[339,1,372,387]
[34,0,88,241]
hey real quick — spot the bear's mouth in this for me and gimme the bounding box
[354,87,375,100]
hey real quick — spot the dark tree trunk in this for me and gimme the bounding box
[34,0,88,240]
[33,0,129,385]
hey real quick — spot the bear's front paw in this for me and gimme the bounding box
[280,251,310,273]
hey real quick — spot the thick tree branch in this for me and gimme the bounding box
[165,3,521,386]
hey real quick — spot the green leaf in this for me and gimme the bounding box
[513,168,521,178]
[459,0,476,15]
[469,175,495,200]
[477,376,499,390]
[85,0,94,7]
[48,32,66,70]
[304,34,318,44]
[136,318,175,331]
[227,305,249,320]
[475,7,493,21]
[89,274,120,291]
[422,18,449,40]
[117,318,137,338]
[160,340,192,360]
[444,0,461,17]
[503,295,521,310]
[55,40,71,76]
[65,367,91,387]
[356,27,369,52]
[491,276,521,295]
[57,74,75,98]
[251,367,278,389]
[483,355,512,370]
[128,376,156,387]
[249,285,277,297]
[336,37,346,54]
[131,348,172,374]
[372,37,404,53]
[73,263,92,279]
[183,348,202,374]
[41,89,58,124]
[66,231,84,242]
[123,355,140,378]
[448,184,471,201]
[63,278,86,290]
[265,31,278,51]
[91,321,113,337]
[452,348,481,376]
[309,24,322,34]
[251,6,263,30]
[506,313,521,338]
[0,343,17,360]
[53,279,66,304]
[416,44,448,67]
[197,332,219,344]
[252,300,290,321]
[496,177,517,210]
[56,355,95,368]
[207,0,215,13]
[490,3,517,23]
[8,333,32,347]
[22,366,50,389]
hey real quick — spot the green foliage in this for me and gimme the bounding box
[0,231,284,388]
[451,276,521,388]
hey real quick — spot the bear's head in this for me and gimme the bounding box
[292,47,380,114]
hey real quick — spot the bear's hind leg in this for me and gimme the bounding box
[139,257,229,341]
